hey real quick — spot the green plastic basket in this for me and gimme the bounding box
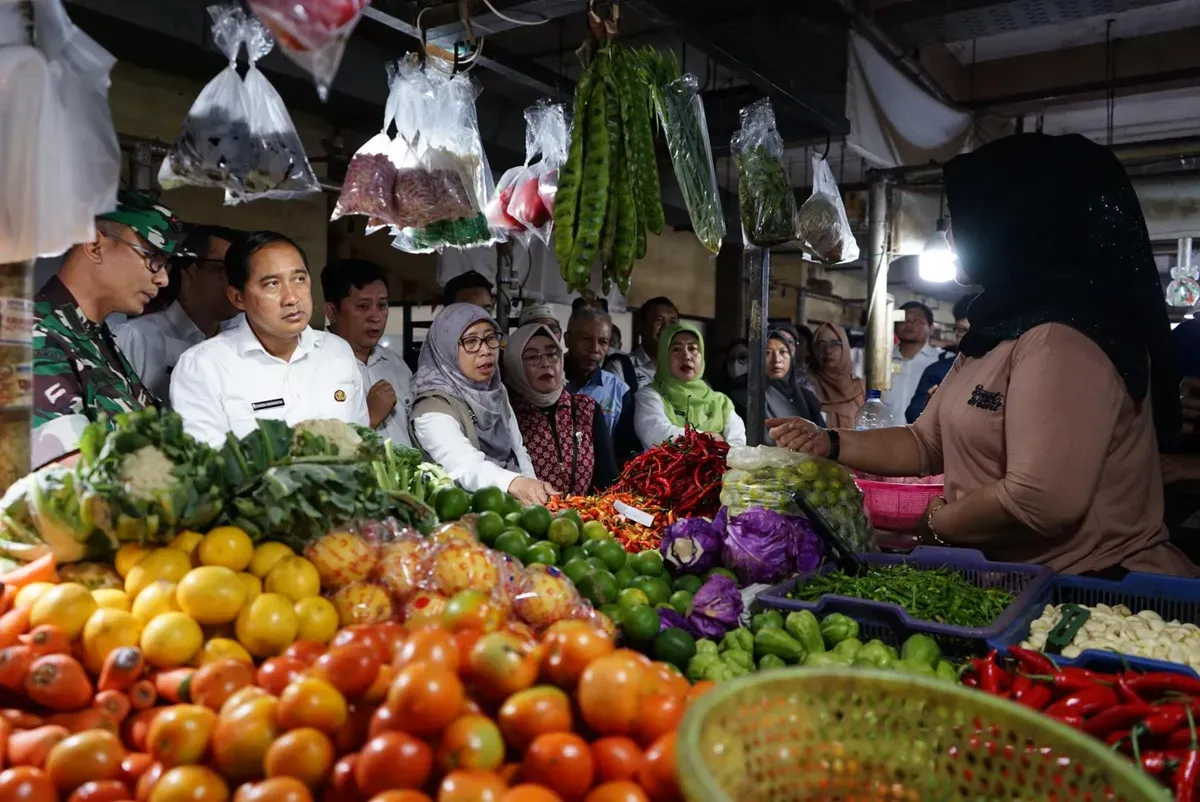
[678,669,1170,802]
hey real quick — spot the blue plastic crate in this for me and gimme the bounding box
[755,547,1053,651]
[988,572,1200,678]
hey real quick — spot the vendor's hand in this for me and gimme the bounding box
[927,384,940,399]
[509,477,560,506]
[765,417,829,456]
[1183,378,1200,435]
[1161,453,1200,485]
[367,380,398,429]
[915,496,948,545]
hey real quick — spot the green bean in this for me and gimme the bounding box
[568,75,610,291]
[553,60,597,274]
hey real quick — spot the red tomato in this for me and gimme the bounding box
[576,653,647,736]
[466,633,541,702]
[312,644,380,697]
[146,705,217,768]
[438,770,507,802]
[190,660,255,711]
[436,715,505,773]
[355,732,433,797]
[330,625,390,664]
[334,701,374,754]
[44,729,125,792]
[500,785,564,802]
[521,733,594,801]
[393,628,459,673]
[636,694,683,746]
[232,776,313,802]
[0,767,57,802]
[371,621,408,661]
[119,752,154,787]
[68,779,133,802]
[590,737,644,784]
[281,641,326,666]
[277,677,347,735]
[539,622,614,689]
[263,728,334,788]
[385,661,464,737]
[367,791,432,802]
[583,782,648,802]
[256,657,306,696]
[498,686,572,751]
[636,733,681,802]
[323,756,362,802]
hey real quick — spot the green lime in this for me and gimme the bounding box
[555,509,585,534]
[672,574,703,594]
[630,550,665,577]
[434,486,471,521]
[519,505,552,538]
[582,539,606,558]
[494,529,532,562]
[599,603,625,625]
[504,493,523,517]
[562,546,587,565]
[631,576,672,607]
[547,518,581,548]
[668,590,694,615]
[563,558,592,585]
[585,557,608,574]
[472,487,507,514]
[475,511,506,546]
[704,567,738,583]
[504,511,523,527]
[622,605,661,642]
[525,541,560,566]
[582,520,611,541]
[654,627,697,669]
[594,540,627,573]
[614,567,638,589]
[577,570,619,606]
[617,587,650,609]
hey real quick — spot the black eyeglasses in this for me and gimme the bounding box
[107,233,171,275]
[459,332,502,354]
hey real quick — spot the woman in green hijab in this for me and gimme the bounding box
[633,322,747,447]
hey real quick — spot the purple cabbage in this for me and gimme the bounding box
[657,607,692,634]
[686,574,743,639]
[720,507,823,585]
[659,517,722,574]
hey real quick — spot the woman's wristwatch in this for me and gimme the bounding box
[825,429,840,462]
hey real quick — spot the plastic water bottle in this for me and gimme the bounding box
[854,390,894,430]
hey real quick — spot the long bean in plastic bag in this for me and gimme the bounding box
[246,0,369,101]
[228,14,320,204]
[654,73,726,254]
[797,151,860,264]
[158,6,252,193]
[732,97,797,249]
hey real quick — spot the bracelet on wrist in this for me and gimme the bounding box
[826,429,841,462]
[927,504,948,544]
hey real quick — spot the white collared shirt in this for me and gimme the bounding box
[357,344,414,447]
[882,343,944,424]
[630,345,656,390]
[113,303,207,404]
[170,316,369,447]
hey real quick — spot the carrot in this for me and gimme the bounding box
[127,680,156,710]
[0,554,57,589]
[0,584,15,616]
[153,668,193,704]
[46,708,118,735]
[123,708,159,753]
[0,607,30,649]
[0,709,42,730]
[25,654,93,711]
[19,625,69,656]
[92,690,131,723]
[7,724,69,767]
[97,647,144,692]
[0,646,34,691]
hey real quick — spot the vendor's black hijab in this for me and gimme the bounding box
[944,133,1179,445]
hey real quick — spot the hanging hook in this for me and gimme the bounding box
[821,135,831,160]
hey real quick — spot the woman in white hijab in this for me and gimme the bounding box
[503,322,619,495]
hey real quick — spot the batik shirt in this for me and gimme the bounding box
[32,277,158,468]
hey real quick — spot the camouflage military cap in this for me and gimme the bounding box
[98,190,190,255]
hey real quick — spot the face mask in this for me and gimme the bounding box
[728,358,748,379]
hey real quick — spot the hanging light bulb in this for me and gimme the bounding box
[919,218,957,283]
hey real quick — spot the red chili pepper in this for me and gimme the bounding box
[1140,750,1184,777]
[1106,729,1132,746]
[1127,672,1200,699]
[978,654,1007,695]
[962,675,979,688]
[1115,673,1147,705]
[1025,667,1110,695]
[1010,673,1034,700]
[1009,646,1057,675]
[1044,685,1119,719]
[1081,704,1153,737]
[1014,684,1053,712]
[1136,705,1195,738]
[1175,708,1200,802]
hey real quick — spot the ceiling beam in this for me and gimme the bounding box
[425,0,580,45]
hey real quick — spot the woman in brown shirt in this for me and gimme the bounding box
[769,133,1198,577]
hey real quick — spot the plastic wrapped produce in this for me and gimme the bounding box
[485,166,528,243]
[246,0,369,100]
[332,65,403,225]
[653,73,726,254]
[797,151,859,264]
[158,6,252,193]
[228,15,320,203]
[720,445,876,553]
[511,101,568,245]
[732,98,797,248]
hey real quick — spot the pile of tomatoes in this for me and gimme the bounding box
[0,613,703,802]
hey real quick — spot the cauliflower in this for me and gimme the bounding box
[292,419,378,458]
[120,446,180,501]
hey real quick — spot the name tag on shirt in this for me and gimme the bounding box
[252,398,286,412]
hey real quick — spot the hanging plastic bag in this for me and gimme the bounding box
[508,101,567,245]
[798,151,860,264]
[332,64,402,225]
[653,73,725,254]
[732,98,797,249]
[486,166,530,246]
[158,6,252,193]
[246,0,368,100]
[229,15,320,204]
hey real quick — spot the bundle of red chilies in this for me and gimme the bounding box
[612,427,729,519]
[965,647,1200,798]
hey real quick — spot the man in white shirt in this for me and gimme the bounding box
[882,301,943,424]
[170,231,368,446]
[113,225,242,404]
[322,259,413,447]
[629,296,679,390]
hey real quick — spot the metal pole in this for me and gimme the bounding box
[745,246,770,446]
[864,177,891,393]
[1180,237,1194,272]
[494,242,513,332]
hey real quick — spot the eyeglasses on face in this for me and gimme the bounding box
[108,233,171,275]
[522,348,561,367]
[459,332,502,354]
[815,340,844,351]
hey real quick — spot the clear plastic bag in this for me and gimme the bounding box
[246,0,368,100]
[228,15,320,204]
[720,445,876,553]
[732,98,797,249]
[654,74,725,254]
[485,166,529,244]
[797,151,860,264]
[158,6,252,193]
[332,65,403,225]
[508,101,567,245]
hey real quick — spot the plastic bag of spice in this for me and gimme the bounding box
[228,15,320,204]
[797,151,859,264]
[331,65,403,225]
[246,0,368,100]
[732,98,798,249]
[158,6,252,193]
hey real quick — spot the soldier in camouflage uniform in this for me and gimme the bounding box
[32,191,189,469]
